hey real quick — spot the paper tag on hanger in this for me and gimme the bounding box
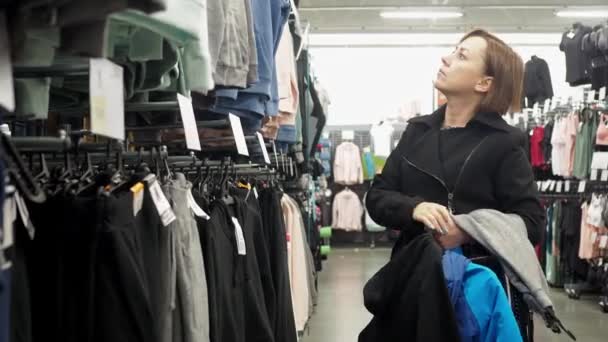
[600,235,608,249]
[567,31,575,39]
[556,181,563,193]
[565,180,571,192]
[0,13,14,112]
[89,58,125,140]
[1,196,16,249]
[147,177,176,227]
[543,99,551,114]
[256,132,271,164]
[177,94,201,151]
[187,189,210,220]
[131,182,144,217]
[14,191,35,240]
[578,180,587,193]
[591,231,598,243]
[536,181,541,190]
[541,180,550,192]
[599,87,607,100]
[231,217,247,255]
[253,186,259,199]
[591,169,599,181]
[601,170,608,182]
[229,113,249,156]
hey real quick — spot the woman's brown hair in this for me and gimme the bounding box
[461,29,524,115]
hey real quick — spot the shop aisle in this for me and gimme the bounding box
[302,248,608,342]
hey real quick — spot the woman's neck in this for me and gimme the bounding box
[444,98,480,128]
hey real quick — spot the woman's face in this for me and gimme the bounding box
[434,36,492,96]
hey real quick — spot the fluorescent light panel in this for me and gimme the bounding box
[555,10,608,18]
[381,11,463,19]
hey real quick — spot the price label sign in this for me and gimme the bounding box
[256,132,271,164]
[177,94,201,151]
[90,59,125,140]
[556,181,563,193]
[565,180,571,192]
[229,113,249,156]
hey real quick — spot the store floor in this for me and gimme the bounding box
[301,247,608,342]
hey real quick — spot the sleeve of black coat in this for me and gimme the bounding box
[366,129,425,229]
[494,146,544,245]
[540,59,554,98]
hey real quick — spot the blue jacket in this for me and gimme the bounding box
[443,250,522,342]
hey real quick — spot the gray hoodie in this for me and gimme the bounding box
[453,209,552,312]
[453,209,576,340]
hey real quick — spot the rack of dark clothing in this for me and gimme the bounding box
[560,22,608,90]
[0,134,324,342]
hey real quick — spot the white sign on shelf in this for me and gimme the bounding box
[256,132,271,164]
[0,13,14,112]
[342,130,355,140]
[578,180,587,193]
[229,113,249,156]
[177,94,201,151]
[89,58,125,140]
[556,181,563,193]
[565,180,571,192]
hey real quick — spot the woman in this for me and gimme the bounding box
[366,29,545,339]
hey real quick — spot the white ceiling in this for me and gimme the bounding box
[299,0,608,33]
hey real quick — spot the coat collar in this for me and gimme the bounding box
[408,105,511,132]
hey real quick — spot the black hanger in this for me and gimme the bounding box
[0,134,47,203]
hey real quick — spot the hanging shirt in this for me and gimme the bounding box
[333,142,364,185]
[370,122,394,158]
[564,113,579,177]
[331,189,363,231]
[530,126,545,167]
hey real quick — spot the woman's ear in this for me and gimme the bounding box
[475,76,494,93]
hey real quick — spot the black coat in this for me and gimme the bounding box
[358,232,461,342]
[366,106,545,255]
[524,56,554,103]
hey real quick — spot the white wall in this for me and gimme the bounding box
[310,33,586,126]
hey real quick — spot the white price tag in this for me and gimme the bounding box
[536,181,541,190]
[599,235,608,249]
[565,180,571,192]
[543,99,551,114]
[256,132,271,164]
[556,181,563,193]
[1,196,15,249]
[542,180,551,192]
[599,87,607,100]
[131,182,144,217]
[550,180,557,192]
[145,175,176,227]
[229,113,249,156]
[0,13,14,112]
[14,191,35,240]
[578,180,587,193]
[177,94,201,151]
[591,169,599,181]
[187,189,210,220]
[89,58,125,140]
[602,170,608,182]
[342,130,354,140]
[253,186,259,199]
[567,31,575,39]
[231,217,247,255]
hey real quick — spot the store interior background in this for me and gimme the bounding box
[303,0,601,125]
[299,1,608,341]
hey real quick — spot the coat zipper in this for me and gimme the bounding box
[403,136,489,214]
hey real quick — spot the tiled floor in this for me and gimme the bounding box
[301,247,608,342]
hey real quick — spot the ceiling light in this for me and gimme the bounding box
[380,11,463,19]
[555,10,608,18]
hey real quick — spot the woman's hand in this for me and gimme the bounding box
[412,202,471,248]
[412,202,455,235]
[435,225,471,249]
